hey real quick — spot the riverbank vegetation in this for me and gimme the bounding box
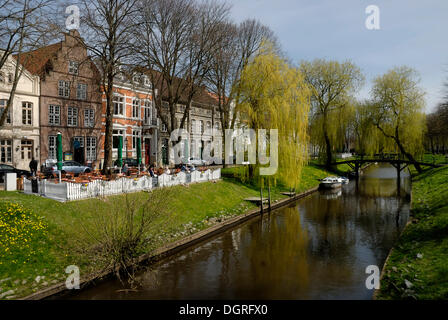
[377,166,448,299]
[0,163,331,299]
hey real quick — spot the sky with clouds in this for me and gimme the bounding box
[225,0,448,113]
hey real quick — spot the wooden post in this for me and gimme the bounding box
[260,186,264,215]
[268,179,272,212]
[396,162,401,197]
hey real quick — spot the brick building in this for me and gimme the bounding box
[20,30,102,168]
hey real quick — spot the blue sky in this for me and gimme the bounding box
[226,0,448,113]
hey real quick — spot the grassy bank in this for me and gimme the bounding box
[377,166,448,299]
[0,164,330,299]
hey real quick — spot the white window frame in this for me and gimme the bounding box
[84,108,95,127]
[86,137,96,161]
[69,61,79,75]
[113,95,124,116]
[48,105,60,125]
[0,99,11,124]
[67,106,78,126]
[132,130,141,150]
[0,139,12,163]
[77,83,87,100]
[48,135,57,160]
[132,99,140,119]
[22,101,32,125]
[58,80,70,98]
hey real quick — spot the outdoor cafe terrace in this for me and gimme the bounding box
[23,167,221,202]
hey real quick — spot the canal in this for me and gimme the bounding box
[70,164,411,300]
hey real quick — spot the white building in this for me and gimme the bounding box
[0,54,40,170]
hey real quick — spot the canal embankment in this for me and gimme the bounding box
[376,166,448,299]
[0,164,333,300]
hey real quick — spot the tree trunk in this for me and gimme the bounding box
[395,138,422,173]
[103,80,114,175]
[323,113,332,169]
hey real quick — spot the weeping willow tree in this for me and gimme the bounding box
[370,66,426,172]
[300,59,364,168]
[352,100,382,157]
[235,43,311,190]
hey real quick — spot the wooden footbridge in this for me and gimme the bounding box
[331,156,444,179]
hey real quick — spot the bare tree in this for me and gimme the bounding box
[74,0,140,174]
[205,19,277,163]
[135,0,230,144]
[0,0,58,127]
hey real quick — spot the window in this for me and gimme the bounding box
[0,139,12,163]
[84,108,95,127]
[199,120,204,134]
[58,80,70,98]
[161,123,167,132]
[21,140,33,160]
[143,100,156,125]
[86,137,96,161]
[48,136,57,160]
[191,119,196,133]
[67,107,78,126]
[8,73,13,84]
[77,83,87,100]
[206,121,211,131]
[113,130,124,149]
[48,105,60,125]
[73,136,84,148]
[22,102,32,125]
[0,99,11,124]
[0,72,4,83]
[132,130,140,149]
[113,95,124,115]
[69,61,79,75]
[132,99,140,118]
[143,76,151,87]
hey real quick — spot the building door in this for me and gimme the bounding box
[145,138,151,165]
[21,140,33,162]
[73,137,85,164]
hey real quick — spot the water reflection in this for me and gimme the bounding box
[69,164,410,300]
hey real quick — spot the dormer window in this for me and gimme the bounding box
[143,75,151,87]
[133,74,140,84]
[69,61,79,75]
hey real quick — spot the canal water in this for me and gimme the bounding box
[70,164,411,300]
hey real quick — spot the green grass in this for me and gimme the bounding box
[377,166,448,300]
[0,163,331,299]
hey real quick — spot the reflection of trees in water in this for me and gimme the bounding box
[229,207,310,298]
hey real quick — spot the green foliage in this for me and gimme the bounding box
[236,42,311,189]
[300,59,364,166]
[371,66,426,158]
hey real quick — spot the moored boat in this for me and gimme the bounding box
[319,176,342,189]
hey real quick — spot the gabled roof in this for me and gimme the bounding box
[14,42,62,76]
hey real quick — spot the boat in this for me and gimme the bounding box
[319,176,342,189]
[338,176,349,184]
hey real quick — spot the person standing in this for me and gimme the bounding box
[29,158,38,177]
